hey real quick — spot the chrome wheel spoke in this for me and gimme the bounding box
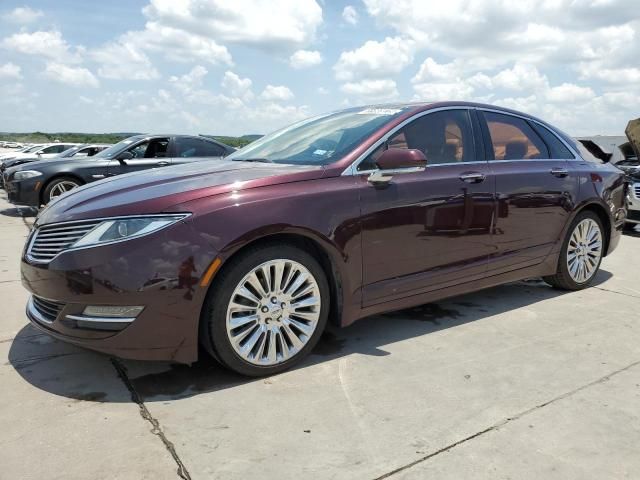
[566,218,602,284]
[225,258,321,366]
[228,313,259,329]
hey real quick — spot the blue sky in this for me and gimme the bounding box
[0,0,638,136]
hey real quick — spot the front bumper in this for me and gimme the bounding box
[626,182,640,224]
[5,177,40,207]
[21,218,218,363]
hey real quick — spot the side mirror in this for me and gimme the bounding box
[116,151,133,162]
[368,148,427,185]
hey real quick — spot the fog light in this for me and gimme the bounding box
[82,305,144,318]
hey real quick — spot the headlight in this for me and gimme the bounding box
[13,170,42,180]
[72,214,189,248]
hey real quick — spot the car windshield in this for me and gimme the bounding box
[23,145,42,153]
[59,145,83,157]
[94,137,143,159]
[227,106,411,165]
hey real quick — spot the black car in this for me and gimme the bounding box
[4,134,235,207]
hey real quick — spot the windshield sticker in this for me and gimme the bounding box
[357,108,402,116]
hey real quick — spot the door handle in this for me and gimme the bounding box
[459,172,486,183]
[156,161,170,167]
[550,167,569,178]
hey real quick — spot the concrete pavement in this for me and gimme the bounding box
[1,188,639,479]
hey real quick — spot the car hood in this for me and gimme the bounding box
[36,160,324,225]
[626,118,640,159]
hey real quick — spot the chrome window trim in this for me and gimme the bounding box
[342,106,582,176]
[26,213,191,265]
[477,107,581,161]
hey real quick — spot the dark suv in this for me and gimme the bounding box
[20,102,626,376]
[5,134,234,206]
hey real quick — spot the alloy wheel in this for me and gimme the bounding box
[566,218,602,283]
[225,259,321,366]
[49,180,79,201]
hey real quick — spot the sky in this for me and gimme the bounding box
[0,0,638,137]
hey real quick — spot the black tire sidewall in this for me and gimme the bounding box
[557,211,604,289]
[203,244,330,376]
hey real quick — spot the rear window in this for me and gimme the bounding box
[483,112,550,160]
[530,123,575,159]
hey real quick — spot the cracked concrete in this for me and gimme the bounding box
[1,187,639,479]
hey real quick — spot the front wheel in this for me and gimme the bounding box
[43,177,81,205]
[544,211,604,290]
[201,244,329,376]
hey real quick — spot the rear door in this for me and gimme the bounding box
[172,136,228,164]
[479,110,579,272]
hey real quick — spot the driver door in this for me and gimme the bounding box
[107,137,171,176]
[359,108,495,307]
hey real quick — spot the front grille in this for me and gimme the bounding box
[32,295,65,322]
[627,210,640,222]
[27,220,101,262]
[634,183,640,200]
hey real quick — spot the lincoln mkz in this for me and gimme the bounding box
[21,102,626,376]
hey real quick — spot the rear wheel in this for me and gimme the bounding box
[43,177,81,204]
[201,244,329,376]
[544,211,604,290]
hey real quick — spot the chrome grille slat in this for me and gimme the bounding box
[633,183,640,200]
[32,295,65,322]
[27,220,101,263]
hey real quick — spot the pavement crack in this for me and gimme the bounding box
[8,352,79,368]
[110,358,192,480]
[372,359,640,480]
[0,279,20,284]
[591,285,640,300]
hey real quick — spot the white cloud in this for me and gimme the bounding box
[491,63,549,91]
[2,6,43,24]
[289,50,322,69]
[123,23,233,65]
[340,79,399,102]
[0,62,22,79]
[1,30,83,63]
[545,83,596,103]
[342,5,358,25]
[221,70,253,101]
[140,0,323,52]
[170,65,208,94]
[334,37,414,82]
[317,86,329,95]
[91,41,160,80]
[44,62,99,88]
[260,84,294,102]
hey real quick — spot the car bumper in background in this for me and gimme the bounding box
[5,178,41,207]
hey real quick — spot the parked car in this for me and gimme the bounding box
[21,102,626,376]
[0,143,78,164]
[623,118,640,229]
[5,135,234,207]
[0,144,43,161]
[1,143,112,173]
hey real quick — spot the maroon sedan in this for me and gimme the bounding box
[21,102,626,376]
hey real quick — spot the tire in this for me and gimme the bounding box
[543,211,604,290]
[201,243,330,376]
[42,177,82,205]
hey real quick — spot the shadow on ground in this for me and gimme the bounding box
[0,206,38,218]
[8,271,613,403]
